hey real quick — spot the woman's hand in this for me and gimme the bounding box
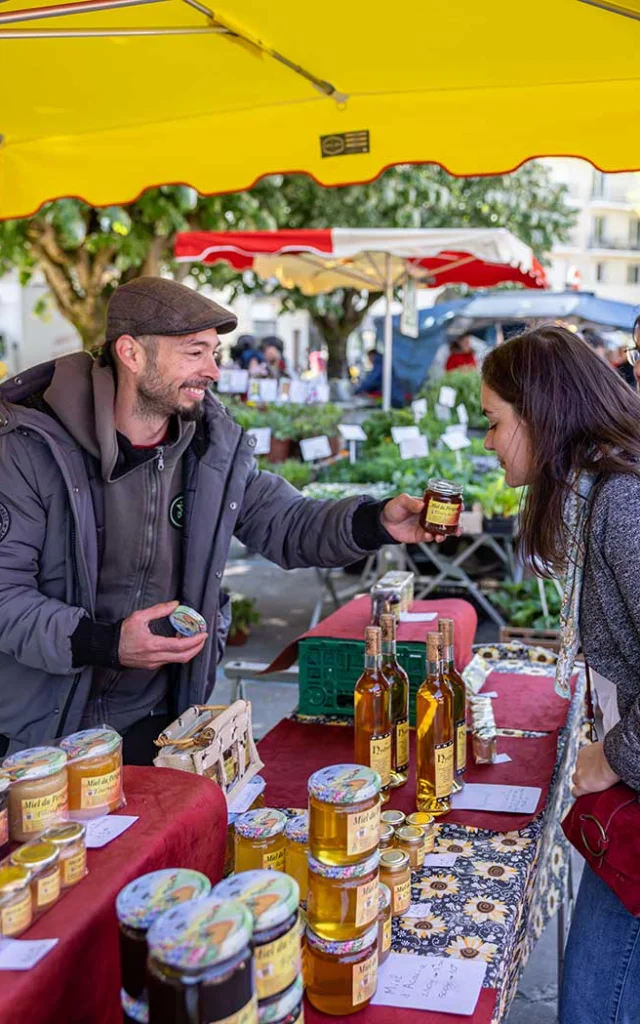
[571,741,620,798]
[381,493,463,545]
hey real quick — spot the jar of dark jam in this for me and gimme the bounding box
[116,869,211,1004]
[257,974,304,1024]
[147,897,256,1024]
[420,478,463,536]
[0,775,9,858]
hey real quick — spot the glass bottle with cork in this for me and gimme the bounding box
[354,626,392,802]
[416,632,454,816]
[439,618,467,793]
[380,614,410,788]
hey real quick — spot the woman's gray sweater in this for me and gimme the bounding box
[581,472,640,790]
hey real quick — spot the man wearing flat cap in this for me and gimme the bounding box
[0,278,442,763]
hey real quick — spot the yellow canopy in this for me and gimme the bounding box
[1,0,639,218]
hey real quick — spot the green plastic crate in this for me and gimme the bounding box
[298,638,427,725]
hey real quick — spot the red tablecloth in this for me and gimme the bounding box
[304,986,498,1024]
[0,766,227,1024]
[267,598,477,673]
[481,670,578,733]
[259,718,560,832]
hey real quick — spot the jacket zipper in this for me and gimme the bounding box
[56,516,83,738]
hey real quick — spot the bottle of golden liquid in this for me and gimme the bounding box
[439,618,467,793]
[354,626,392,801]
[416,632,454,816]
[380,614,410,788]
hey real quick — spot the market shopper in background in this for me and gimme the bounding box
[0,277,446,766]
[481,323,640,1024]
[430,332,487,380]
[260,335,290,379]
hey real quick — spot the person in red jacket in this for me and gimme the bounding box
[445,334,478,372]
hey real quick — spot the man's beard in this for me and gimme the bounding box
[135,366,206,422]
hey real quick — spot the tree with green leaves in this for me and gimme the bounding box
[0,163,576,371]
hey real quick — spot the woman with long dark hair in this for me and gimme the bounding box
[481,323,640,1024]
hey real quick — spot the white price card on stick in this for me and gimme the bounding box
[217,369,249,394]
[451,783,541,814]
[85,815,139,848]
[259,378,278,404]
[399,435,429,460]
[0,938,59,970]
[289,380,309,404]
[338,423,367,442]
[457,403,469,424]
[299,435,332,462]
[434,403,451,422]
[372,952,486,1016]
[391,425,420,444]
[442,431,471,452]
[438,385,457,408]
[411,398,427,422]
[246,427,272,456]
[399,611,438,623]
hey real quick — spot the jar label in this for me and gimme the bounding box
[426,498,460,527]
[415,844,426,869]
[392,878,411,915]
[37,869,61,907]
[382,917,392,953]
[347,804,380,857]
[0,808,8,848]
[423,830,435,854]
[254,925,300,1000]
[0,890,31,936]
[456,721,467,774]
[21,780,68,833]
[80,767,121,809]
[369,733,391,787]
[352,948,378,1006]
[435,742,454,798]
[63,848,87,886]
[223,751,237,786]
[395,719,409,770]
[262,846,286,872]
[355,878,379,927]
[211,996,258,1024]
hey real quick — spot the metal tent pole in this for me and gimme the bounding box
[382,254,393,412]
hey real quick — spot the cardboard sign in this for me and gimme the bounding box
[300,435,332,461]
[247,427,272,456]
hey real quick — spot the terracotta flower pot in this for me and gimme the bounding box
[267,438,291,463]
[227,629,250,647]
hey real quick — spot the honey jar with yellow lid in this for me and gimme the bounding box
[235,808,288,873]
[307,849,379,941]
[305,923,378,1016]
[212,870,301,1003]
[284,812,309,904]
[117,868,212,1007]
[41,822,87,889]
[3,746,68,842]
[405,812,435,853]
[308,764,381,866]
[11,840,61,914]
[396,825,427,871]
[147,897,257,1024]
[60,727,124,820]
[0,864,32,937]
[378,883,392,964]
[379,823,395,850]
[379,850,411,917]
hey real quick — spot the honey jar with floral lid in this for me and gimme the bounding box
[3,746,68,842]
[307,849,379,941]
[235,808,288,873]
[305,923,378,1016]
[60,727,124,820]
[284,812,309,904]
[257,974,304,1024]
[308,764,381,866]
[0,864,32,937]
[0,774,9,857]
[378,883,392,964]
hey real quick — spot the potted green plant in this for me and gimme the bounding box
[263,407,299,463]
[226,592,261,646]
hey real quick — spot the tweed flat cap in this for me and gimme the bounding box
[106,276,237,344]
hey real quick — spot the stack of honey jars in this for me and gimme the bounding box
[304,763,382,1016]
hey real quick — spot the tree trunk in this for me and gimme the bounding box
[310,288,382,378]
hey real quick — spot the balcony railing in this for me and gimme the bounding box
[588,236,640,251]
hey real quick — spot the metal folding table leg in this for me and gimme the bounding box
[412,538,507,628]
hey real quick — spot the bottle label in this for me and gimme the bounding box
[352,949,378,1006]
[369,732,391,786]
[456,721,467,774]
[426,498,460,527]
[21,780,68,833]
[392,878,411,914]
[80,768,121,810]
[262,845,286,872]
[382,917,392,953]
[355,878,379,927]
[254,926,300,1000]
[347,805,380,857]
[395,718,409,770]
[212,996,259,1024]
[37,870,60,908]
[435,742,454,798]
[63,849,87,886]
[0,890,31,936]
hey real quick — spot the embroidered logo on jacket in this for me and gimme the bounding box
[0,503,10,542]
[169,494,184,530]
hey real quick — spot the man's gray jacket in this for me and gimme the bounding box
[0,356,379,754]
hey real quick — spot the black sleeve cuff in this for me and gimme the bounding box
[71,617,123,670]
[352,499,397,551]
